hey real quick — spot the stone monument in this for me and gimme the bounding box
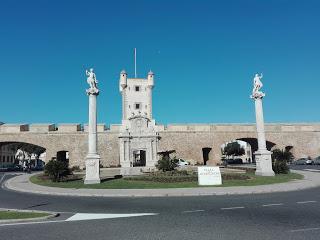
[250,73,275,176]
[84,68,101,184]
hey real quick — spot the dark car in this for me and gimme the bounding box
[293,158,308,165]
[313,156,320,165]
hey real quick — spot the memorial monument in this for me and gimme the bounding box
[251,73,275,176]
[84,68,101,184]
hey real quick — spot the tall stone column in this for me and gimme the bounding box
[84,68,101,184]
[251,73,275,176]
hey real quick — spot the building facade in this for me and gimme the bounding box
[118,70,159,173]
[0,144,15,168]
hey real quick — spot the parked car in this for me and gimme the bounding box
[293,158,308,165]
[306,159,314,165]
[174,158,189,167]
[313,156,320,165]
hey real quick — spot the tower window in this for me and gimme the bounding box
[135,86,140,92]
[135,103,141,110]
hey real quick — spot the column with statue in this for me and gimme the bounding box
[84,68,101,184]
[250,73,275,176]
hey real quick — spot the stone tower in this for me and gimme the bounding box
[119,70,159,174]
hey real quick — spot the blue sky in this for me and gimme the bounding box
[1,0,319,125]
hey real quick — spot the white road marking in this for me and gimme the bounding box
[221,206,245,210]
[303,169,320,172]
[290,227,320,233]
[0,213,158,227]
[66,213,158,221]
[296,201,317,204]
[262,203,284,207]
[0,220,66,227]
[182,210,205,213]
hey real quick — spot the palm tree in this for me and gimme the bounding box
[272,148,294,163]
[271,148,294,174]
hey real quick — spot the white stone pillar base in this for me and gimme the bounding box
[254,150,275,176]
[84,154,101,184]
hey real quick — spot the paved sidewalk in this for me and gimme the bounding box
[4,170,320,197]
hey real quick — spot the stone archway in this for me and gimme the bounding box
[0,141,46,168]
[236,138,276,163]
[212,133,278,165]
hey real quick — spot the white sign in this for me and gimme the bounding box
[198,166,222,186]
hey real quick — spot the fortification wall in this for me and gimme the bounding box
[0,123,319,167]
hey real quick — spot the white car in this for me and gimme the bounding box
[174,159,190,167]
[306,159,314,165]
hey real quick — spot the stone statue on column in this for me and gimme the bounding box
[251,73,265,98]
[86,68,99,95]
[84,68,101,184]
[250,73,275,176]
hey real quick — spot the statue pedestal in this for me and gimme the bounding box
[84,154,101,184]
[254,149,275,176]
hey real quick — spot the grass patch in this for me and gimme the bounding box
[30,172,303,189]
[0,211,50,220]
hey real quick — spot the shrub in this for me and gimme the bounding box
[272,148,292,174]
[124,171,250,183]
[44,159,70,182]
[156,155,177,172]
[222,173,250,180]
[272,149,294,163]
[273,160,289,174]
[125,175,197,183]
[70,166,80,172]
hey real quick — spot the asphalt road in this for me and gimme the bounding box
[1,169,320,240]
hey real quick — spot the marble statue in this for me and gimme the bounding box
[15,149,25,161]
[251,73,265,98]
[86,68,99,92]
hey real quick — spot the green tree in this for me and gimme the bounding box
[223,142,245,159]
[44,159,70,182]
[156,151,177,172]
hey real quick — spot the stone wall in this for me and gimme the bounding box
[0,123,319,167]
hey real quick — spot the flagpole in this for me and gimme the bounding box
[134,48,137,78]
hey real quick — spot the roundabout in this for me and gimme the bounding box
[1,169,320,240]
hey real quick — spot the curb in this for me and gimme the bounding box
[3,170,320,197]
[0,208,59,224]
